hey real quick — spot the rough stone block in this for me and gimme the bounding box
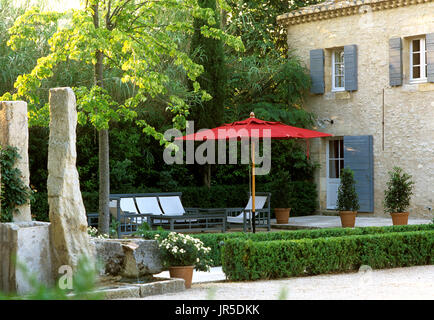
[0,222,53,295]
[91,239,163,278]
[138,279,185,297]
[47,88,94,273]
[101,285,141,299]
[122,239,163,277]
[0,101,31,222]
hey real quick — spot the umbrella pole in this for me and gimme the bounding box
[252,141,256,233]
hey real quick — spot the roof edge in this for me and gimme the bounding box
[277,0,433,26]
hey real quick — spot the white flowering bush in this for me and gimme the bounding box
[156,232,212,271]
[87,226,109,239]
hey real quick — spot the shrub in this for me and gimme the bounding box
[222,230,434,280]
[384,167,414,214]
[336,168,359,212]
[178,185,249,208]
[140,230,238,267]
[0,146,34,222]
[260,180,317,216]
[82,191,100,212]
[140,224,434,267]
[287,181,317,216]
[30,191,49,221]
[155,232,213,271]
[268,172,293,208]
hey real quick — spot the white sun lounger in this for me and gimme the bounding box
[226,193,271,232]
[119,197,143,223]
[226,196,268,223]
[158,196,197,223]
[135,196,165,224]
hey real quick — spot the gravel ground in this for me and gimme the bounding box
[140,265,434,300]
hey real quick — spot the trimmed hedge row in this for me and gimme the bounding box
[140,224,434,267]
[222,230,434,280]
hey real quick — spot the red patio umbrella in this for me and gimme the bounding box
[177,112,332,232]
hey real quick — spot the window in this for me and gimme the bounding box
[328,139,344,179]
[332,48,345,91]
[410,37,427,83]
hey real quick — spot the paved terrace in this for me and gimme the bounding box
[270,215,432,230]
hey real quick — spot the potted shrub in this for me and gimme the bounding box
[384,167,414,225]
[155,232,212,288]
[336,168,360,228]
[271,173,293,224]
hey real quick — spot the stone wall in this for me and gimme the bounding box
[283,2,434,217]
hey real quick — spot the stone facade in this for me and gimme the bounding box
[278,0,434,217]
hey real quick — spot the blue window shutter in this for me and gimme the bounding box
[310,49,325,94]
[389,38,403,86]
[343,135,374,212]
[344,45,358,91]
[427,33,434,83]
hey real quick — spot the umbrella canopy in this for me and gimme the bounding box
[177,113,332,141]
[177,112,332,233]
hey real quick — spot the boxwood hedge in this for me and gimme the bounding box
[222,230,434,280]
[139,224,434,268]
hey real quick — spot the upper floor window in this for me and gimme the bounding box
[332,48,345,91]
[410,37,427,83]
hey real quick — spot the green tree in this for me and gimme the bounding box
[223,0,317,125]
[190,0,226,129]
[2,0,243,234]
[189,0,226,187]
[211,0,319,193]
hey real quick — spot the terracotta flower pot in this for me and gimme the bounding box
[169,265,195,289]
[390,212,409,225]
[275,208,291,224]
[339,211,357,228]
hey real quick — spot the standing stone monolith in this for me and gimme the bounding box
[47,88,94,273]
[0,101,31,222]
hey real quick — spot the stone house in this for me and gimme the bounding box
[277,0,434,217]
